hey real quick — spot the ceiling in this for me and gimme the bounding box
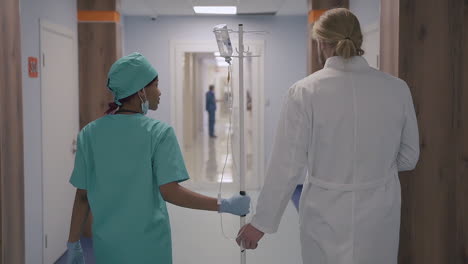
[120,0,308,17]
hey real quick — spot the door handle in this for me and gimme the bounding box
[72,139,77,154]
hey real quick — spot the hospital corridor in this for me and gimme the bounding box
[1,0,468,264]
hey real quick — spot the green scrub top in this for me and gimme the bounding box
[70,114,189,264]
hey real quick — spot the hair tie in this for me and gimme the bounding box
[345,37,351,40]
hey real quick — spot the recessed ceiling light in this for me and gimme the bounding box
[193,6,237,15]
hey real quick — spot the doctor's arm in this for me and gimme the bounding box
[237,85,309,249]
[397,92,420,171]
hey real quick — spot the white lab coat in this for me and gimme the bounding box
[251,56,419,264]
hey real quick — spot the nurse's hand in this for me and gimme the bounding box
[219,194,251,216]
[236,224,264,250]
[66,241,85,264]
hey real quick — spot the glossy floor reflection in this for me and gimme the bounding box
[183,101,253,187]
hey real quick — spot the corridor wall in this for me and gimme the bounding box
[380,1,468,263]
[19,0,77,262]
[0,0,24,263]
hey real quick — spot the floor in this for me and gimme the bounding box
[169,103,303,263]
[182,101,253,187]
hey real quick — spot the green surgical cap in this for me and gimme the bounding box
[107,52,158,105]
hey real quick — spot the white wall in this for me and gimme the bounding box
[350,0,381,26]
[20,0,77,263]
[198,57,213,132]
[350,0,381,68]
[124,15,308,165]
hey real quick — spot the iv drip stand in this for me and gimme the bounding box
[214,23,266,264]
[238,23,247,264]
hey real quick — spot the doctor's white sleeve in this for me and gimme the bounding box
[397,89,420,171]
[250,85,309,234]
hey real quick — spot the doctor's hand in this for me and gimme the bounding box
[66,241,85,264]
[219,194,251,216]
[236,224,264,250]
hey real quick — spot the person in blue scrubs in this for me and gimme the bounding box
[206,85,217,138]
[290,185,303,211]
[291,169,307,211]
[65,52,250,264]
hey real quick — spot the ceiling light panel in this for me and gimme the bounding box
[193,6,237,14]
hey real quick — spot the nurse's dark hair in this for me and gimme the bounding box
[104,76,159,115]
[312,8,364,59]
[145,76,158,87]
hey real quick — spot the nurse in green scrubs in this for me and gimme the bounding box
[65,52,250,264]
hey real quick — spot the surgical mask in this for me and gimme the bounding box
[138,88,149,115]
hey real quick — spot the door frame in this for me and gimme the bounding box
[0,0,25,263]
[39,19,78,263]
[361,21,380,69]
[170,40,265,190]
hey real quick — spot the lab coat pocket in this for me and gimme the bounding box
[299,183,342,232]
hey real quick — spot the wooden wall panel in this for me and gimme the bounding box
[77,0,119,11]
[308,0,348,11]
[0,0,25,263]
[400,1,458,263]
[380,0,399,77]
[381,0,467,263]
[456,2,468,263]
[78,0,122,237]
[78,23,119,128]
[116,22,123,59]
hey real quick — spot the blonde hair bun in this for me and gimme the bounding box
[312,8,365,59]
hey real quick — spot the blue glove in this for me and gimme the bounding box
[66,241,85,264]
[219,194,251,216]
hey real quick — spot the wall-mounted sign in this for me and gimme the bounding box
[28,57,38,78]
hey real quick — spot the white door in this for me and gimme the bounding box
[362,22,380,69]
[40,21,79,264]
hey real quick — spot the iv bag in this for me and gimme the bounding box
[213,24,233,58]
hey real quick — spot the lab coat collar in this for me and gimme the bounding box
[324,56,370,72]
